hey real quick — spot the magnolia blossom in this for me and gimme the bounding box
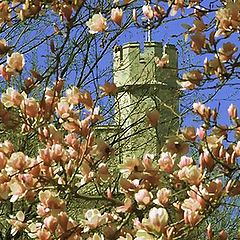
[0,183,9,200]
[1,88,24,108]
[182,126,196,141]
[8,152,29,172]
[184,209,201,226]
[66,86,81,105]
[165,136,189,156]
[218,42,237,62]
[7,52,25,73]
[155,54,169,68]
[182,70,203,86]
[204,57,226,78]
[100,82,118,96]
[158,152,174,173]
[142,5,154,19]
[228,104,237,119]
[148,207,168,232]
[190,32,206,54]
[146,109,160,127]
[84,209,108,229]
[154,188,171,206]
[56,98,71,119]
[111,8,123,26]
[44,215,58,233]
[0,1,11,26]
[86,13,107,34]
[0,39,10,55]
[219,230,228,240]
[215,2,240,36]
[8,211,27,236]
[178,165,202,185]
[135,189,152,206]
[178,156,193,168]
[20,97,40,118]
[170,0,184,16]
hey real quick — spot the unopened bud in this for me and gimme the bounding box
[219,230,228,240]
[207,223,213,240]
[228,104,237,119]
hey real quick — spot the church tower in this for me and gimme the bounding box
[113,42,178,158]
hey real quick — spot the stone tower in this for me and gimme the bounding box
[113,42,178,158]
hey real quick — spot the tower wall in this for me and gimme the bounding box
[113,42,179,158]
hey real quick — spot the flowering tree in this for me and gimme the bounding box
[0,0,239,239]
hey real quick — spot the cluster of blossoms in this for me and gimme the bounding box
[175,0,239,90]
[0,53,237,238]
[0,0,84,24]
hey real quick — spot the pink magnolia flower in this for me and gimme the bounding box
[200,150,215,171]
[8,211,27,236]
[36,229,51,240]
[39,190,65,211]
[100,82,118,96]
[7,52,25,73]
[228,104,237,119]
[0,151,7,170]
[0,39,10,56]
[84,209,108,229]
[1,88,24,108]
[190,32,206,54]
[9,178,26,202]
[183,70,203,86]
[0,64,12,81]
[178,156,193,169]
[21,97,40,118]
[148,207,168,232]
[165,136,189,156]
[178,165,203,185]
[193,102,210,119]
[218,230,228,240]
[58,211,69,232]
[86,13,107,34]
[182,126,196,141]
[135,189,152,206]
[184,209,201,226]
[142,5,154,19]
[207,223,213,240]
[66,86,81,105]
[153,5,165,18]
[8,152,29,172]
[0,183,9,200]
[155,54,169,68]
[111,8,123,26]
[56,98,71,119]
[196,127,205,140]
[218,42,237,62]
[154,188,171,206]
[170,0,184,16]
[181,197,202,212]
[44,215,58,233]
[158,152,174,173]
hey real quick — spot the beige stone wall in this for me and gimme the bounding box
[99,42,179,159]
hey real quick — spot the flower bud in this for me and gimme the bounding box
[135,189,152,205]
[111,8,123,26]
[219,230,228,240]
[228,104,237,119]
